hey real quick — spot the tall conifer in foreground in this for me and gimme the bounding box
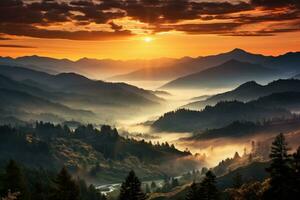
[2,160,29,200]
[185,171,219,200]
[185,182,199,200]
[199,171,219,200]
[51,167,80,200]
[292,146,300,196]
[118,170,146,200]
[265,133,292,199]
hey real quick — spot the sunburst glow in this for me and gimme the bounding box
[144,37,153,43]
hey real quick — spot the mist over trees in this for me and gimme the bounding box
[118,170,146,200]
[224,133,300,200]
[0,122,191,185]
[186,171,219,200]
[0,161,106,200]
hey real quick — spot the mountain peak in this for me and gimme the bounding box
[230,48,247,54]
[236,81,261,90]
[55,72,89,80]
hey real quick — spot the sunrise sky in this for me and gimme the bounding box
[1,0,300,60]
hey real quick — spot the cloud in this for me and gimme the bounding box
[0,44,36,48]
[155,22,243,35]
[0,35,11,40]
[0,0,299,40]
[0,24,133,40]
[250,0,300,9]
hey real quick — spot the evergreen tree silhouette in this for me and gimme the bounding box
[265,133,292,199]
[118,170,146,200]
[186,171,219,200]
[2,160,29,200]
[199,171,219,200]
[185,182,199,200]
[292,146,300,196]
[51,167,80,200]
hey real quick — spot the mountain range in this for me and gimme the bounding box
[160,59,279,89]
[0,65,164,123]
[110,48,300,84]
[183,79,300,110]
[0,123,192,183]
[110,48,272,81]
[0,55,176,79]
[151,98,292,132]
[2,49,300,86]
[187,117,300,141]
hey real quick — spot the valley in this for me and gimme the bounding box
[1,49,300,200]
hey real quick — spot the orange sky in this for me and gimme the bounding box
[0,0,300,60]
[1,31,300,60]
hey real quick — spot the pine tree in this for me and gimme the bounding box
[118,170,146,200]
[291,146,300,196]
[265,133,292,199]
[51,167,80,200]
[199,171,219,200]
[2,160,29,200]
[185,182,199,200]
[186,171,219,200]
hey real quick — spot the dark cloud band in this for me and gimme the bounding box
[0,0,299,40]
[0,44,36,48]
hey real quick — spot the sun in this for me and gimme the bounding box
[143,37,153,43]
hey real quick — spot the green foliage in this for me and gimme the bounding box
[225,180,268,200]
[185,171,219,200]
[223,134,300,200]
[153,100,291,132]
[118,170,146,200]
[0,122,188,167]
[200,171,219,200]
[292,147,300,196]
[223,133,299,200]
[0,162,105,200]
[1,160,29,200]
[0,122,189,183]
[51,167,80,200]
[185,182,199,200]
[264,133,293,199]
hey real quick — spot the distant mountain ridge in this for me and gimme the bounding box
[186,117,300,141]
[3,49,300,83]
[0,55,177,79]
[184,79,300,110]
[110,48,272,81]
[161,59,279,89]
[0,65,164,123]
[110,48,300,83]
[0,88,95,122]
[152,99,291,132]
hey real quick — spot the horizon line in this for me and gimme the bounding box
[1,48,299,62]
